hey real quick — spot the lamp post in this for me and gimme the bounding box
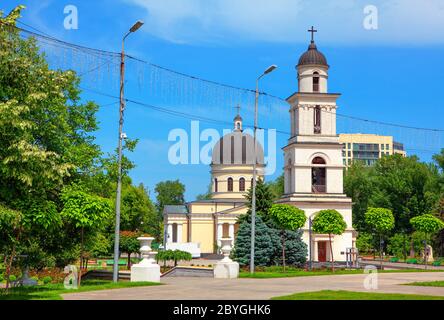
[113,20,144,283]
[250,65,277,274]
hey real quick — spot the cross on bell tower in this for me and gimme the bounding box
[308,26,317,43]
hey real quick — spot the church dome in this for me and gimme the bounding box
[297,41,328,67]
[212,131,264,166]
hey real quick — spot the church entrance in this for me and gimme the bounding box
[318,241,327,262]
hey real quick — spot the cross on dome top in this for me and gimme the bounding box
[308,26,317,43]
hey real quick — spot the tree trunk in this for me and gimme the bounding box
[5,246,16,291]
[403,233,407,261]
[5,228,21,292]
[409,238,415,257]
[78,227,84,287]
[127,253,131,270]
[281,230,286,272]
[379,234,383,270]
[329,233,334,272]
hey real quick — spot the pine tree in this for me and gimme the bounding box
[232,216,274,267]
[269,229,307,267]
[239,178,274,224]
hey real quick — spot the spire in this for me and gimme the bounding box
[233,105,243,132]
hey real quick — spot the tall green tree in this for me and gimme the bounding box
[268,204,306,271]
[240,178,274,224]
[410,214,444,265]
[0,6,100,208]
[312,209,347,272]
[365,207,395,263]
[155,180,186,214]
[60,186,112,286]
[344,162,373,232]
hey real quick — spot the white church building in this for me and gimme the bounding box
[164,30,356,262]
[278,30,356,263]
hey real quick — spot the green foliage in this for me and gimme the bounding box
[410,214,444,235]
[61,186,111,230]
[356,232,375,255]
[0,7,101,206]
[119,231,141,256]
[232,216,274,267]
[344,162,373,231]
[120,184,157,235]
[269,229,307,267]
[156,249,192,267]
[0,204,22,252]
[345,155,440,237]
[239,178,274,224]
[269,204,306,231]
[267,174,285,200]
[9,275,16,282]
[387,233,410,258]
[312,210,347,236]
[365,207,395,235]
[42,276,52,285]
[370,155,438,234]
[86,232,111,258]
[155,180,185,214]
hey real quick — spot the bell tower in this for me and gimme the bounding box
[279,27,355,264]
[284,27,344,196]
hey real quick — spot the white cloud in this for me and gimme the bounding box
[125,0,444,45]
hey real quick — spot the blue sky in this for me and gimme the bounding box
[3,0,444,201]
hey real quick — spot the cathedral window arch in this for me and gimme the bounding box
[239,177,246,192]
[227,177,234,192]
[214,178,218,193]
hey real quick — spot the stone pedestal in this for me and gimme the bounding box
[214,238,239,279]
[131,237,161,283]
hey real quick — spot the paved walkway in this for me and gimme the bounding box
[62,272,444,300]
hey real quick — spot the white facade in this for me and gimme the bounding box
[279,39,355,263]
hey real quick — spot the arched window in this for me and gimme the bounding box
[228,177,234,192]
[314,105,321,134]
[312,157,326,165]
[239,178,246,192]
[214,178,218,193]
[313,72,320,92]
[312,157,326,193]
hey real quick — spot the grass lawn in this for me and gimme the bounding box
[405,281,444,287]
[272,290,444,300]
[239,267,444,279]
[0,280,161,300]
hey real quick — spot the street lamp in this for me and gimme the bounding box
[113,20,144,283]
[250,65,277,274]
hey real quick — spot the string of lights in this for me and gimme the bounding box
[2,22,444,135]
[81,86,442,155]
